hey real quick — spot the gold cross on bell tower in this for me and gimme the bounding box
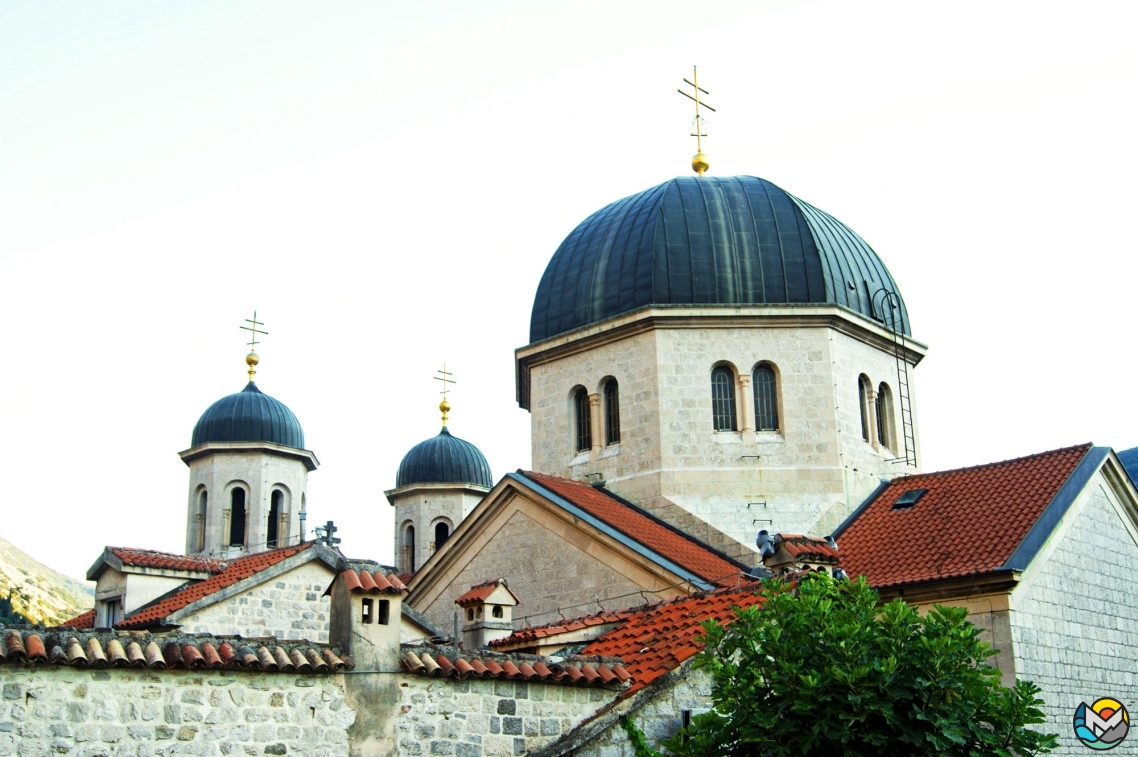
[434,363,456,426]
[239,311,268,382]
[678,66,716,176]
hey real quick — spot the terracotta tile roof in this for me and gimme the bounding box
[0,629,350,672]
[579,582,766,697]
[108,547,227,574]
[489,608,637,648]
[400,644,628,688]
[777,534,840,563]
[338,568,407,594]
[520,471,744,587]
[63,609,95,629]
[117,542,314,629]
[455,578,519,606]
[837,444,1093,589]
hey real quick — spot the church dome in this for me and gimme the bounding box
[529,175,910,343]
[396,427,493,489]
[191,382,305,449]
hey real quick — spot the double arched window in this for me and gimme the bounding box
[711,366,737,431]
[603,379,620,445]
[876,383,894,449]
[573,387,592,452]
[752,365,779,432]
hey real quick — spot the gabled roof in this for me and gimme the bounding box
[773,534,840,564]
[332,568,407,595]
[87,547,227,581]
[835,444,1102,589]
[518,471,745,588]
[489,608,636,650]
[455,578,519,607]
[579,582,766,696]
[118,542,321,629]
[0,628,350,672]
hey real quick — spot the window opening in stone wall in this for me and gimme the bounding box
[267,490,282,548]
[362,598,373,624]
[859,375,872,442]
[229,488,246,547]
[434,521,450,552]
[467,608,474,621]
[492,605,503,618]
[574,387,592,452]
[711,366,738,431]
[196,490,208,552]
[752,365,779,431]
[401,524,416,574]
[604,379,621,445]
[378,599,390,625]
[877,382,894,449]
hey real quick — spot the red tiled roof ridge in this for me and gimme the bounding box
[107,547,229,574]
[117,542,315,629]
[884,442,1093,484]
[517,470,746,587]
[399,644,627,688]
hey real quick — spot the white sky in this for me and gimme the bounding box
[2,1,1135,580]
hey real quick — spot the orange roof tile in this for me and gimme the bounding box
[108,548,227,574]
[338,568,407,595]
[400,645,626,688]
[63,609,95,629]
[579,583,766,696]
[455,578,519,606]
[837,444,1093,589]
[117,542,314,629]
[489,607,637,648]
[777,534,840,563]
[520,471,744,587]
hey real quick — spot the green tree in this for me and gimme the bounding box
[664,573,1057,757]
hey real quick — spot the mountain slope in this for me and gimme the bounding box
[0,535,93,625]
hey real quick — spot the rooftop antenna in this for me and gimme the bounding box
[434,363,455,426]
[678,66,715,176]
[239,311,268,382]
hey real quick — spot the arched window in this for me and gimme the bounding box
[267,490,283,548]
[229,488,246,547]
[434,521,450,552]
[876,383,894,449]
[752,365,779,431]
[401,524,416,574]
[711,366,737,431]
[196,490,208,552]
[858,375,872,442]
[603,379,620,445]
[573,387,592,452]
[492,606,503,619]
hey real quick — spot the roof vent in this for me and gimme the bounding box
[892,488,927,510]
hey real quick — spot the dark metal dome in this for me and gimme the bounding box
[396,427,493,489]
[192,382,305,449]
[529,175,909,343]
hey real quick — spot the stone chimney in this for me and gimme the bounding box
[761,533,842,576]
[455,578,519,650]
[327,567,407,671]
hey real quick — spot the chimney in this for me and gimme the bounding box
[455,578,519,650]
[327,567,406,671]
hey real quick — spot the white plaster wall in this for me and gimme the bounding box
[1010,479,1138,755]
[0,666,353,757]
[180,562,334,643]
[185,451,309,558]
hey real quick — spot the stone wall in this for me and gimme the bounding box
[180,561,334,643]
[1010,481,1138,755]
[0,666,352,757]
[397,674,607,757]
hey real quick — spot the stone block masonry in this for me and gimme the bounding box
[398,676,605,757]
[0,666,353,757]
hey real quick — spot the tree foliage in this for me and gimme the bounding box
[664,573,1057,757]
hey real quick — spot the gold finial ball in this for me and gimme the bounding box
[691,152,710,175]
[246,352,259,367]
[439,398,451,415]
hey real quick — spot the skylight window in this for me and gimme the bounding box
[892,488,928,510]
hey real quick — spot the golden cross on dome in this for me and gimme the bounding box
[239,311,268,382]
[434,363,456,426]
[677,66,715,176]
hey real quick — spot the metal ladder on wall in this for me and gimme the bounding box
[874,289,917,468]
